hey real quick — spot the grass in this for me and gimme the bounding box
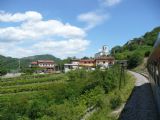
[88,72,135,120]
[133,58,148,75]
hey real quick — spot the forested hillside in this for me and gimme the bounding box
[0,55,19,72]
[111,26,160,68]
[0,54,61,72]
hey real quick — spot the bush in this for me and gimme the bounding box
[144,51,150,57]
[128,52,143,69]
[0,69,7,76]
[110,95,122,109]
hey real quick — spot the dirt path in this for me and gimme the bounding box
[119,71,158,120]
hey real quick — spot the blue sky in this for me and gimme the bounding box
[0,0,160,58]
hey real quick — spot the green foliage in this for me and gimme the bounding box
[0,66,133,120]
[0,69,7,76]
[144,51,150,57]
[88,72,135,120]
[143,27,160,46]
[110,95,122,109]
[111,46,122,54]
[112,26,160,69]
[28,100,47,119]
[21,68,35,75]
[0,54,61,72]
[128,52,143,69]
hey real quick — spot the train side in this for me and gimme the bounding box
[147,33,160,115]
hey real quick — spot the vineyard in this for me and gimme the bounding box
[0,65,134,120]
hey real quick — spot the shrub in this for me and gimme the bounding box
[128,52,143,69]
[110,95,122,109]
[0,69,7,76]
[144,51,150,57]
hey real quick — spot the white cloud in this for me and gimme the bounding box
[0,11,90,58]
[0,11,86,41]
[77,0,122,30]
[0,42,34,58]
[0,11,42,22]
[99,0,121,7]
[77,11,109,30]
[0,39,90,58]
[0,18,86,42]
[33,39,90,58]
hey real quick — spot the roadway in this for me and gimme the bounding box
[119,71,159,120]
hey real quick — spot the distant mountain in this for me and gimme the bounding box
[22,54,61,61]
[0,54,61,72]
[111,26,160,60]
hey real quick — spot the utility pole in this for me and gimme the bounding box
[18,59,21,72]
[118,60,127,90]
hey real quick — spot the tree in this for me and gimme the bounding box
[21,68,35,74]
[111,46,122,55]
[144,51,151,57]
[82,56,89,59]
[128,53,143,69]
[0,69,7,76]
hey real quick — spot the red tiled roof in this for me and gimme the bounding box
[37,60,54,63]
[80,59,95,62]
[31,62,37,65]
[95,56,114,60]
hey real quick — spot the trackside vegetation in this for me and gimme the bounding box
[111,27,160,69]
[0,65,134,120]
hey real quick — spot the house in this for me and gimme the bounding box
[79,59,95,70]
[64,59,80,72]
[30,60,56,73]
[95,56,115,69]
[94,45,114,69]
[64,45,115,72]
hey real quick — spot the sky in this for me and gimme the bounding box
[0,0,160,58]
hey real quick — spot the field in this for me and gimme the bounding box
[0,65,135,120]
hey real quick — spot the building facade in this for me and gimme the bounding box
[31,60,56,73]
[64,59,80,72]
[79,59,95,69]
[64,45,115,72]
[95,56,115,69]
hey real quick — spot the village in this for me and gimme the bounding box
[30,45,115,73]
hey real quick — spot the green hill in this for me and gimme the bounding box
[0,54,61,72]
[111,26,160,69]
[21,54,61,68]
[0,55,19,72]
[111,26,160,68]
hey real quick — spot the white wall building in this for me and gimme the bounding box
[64,59,79,72]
